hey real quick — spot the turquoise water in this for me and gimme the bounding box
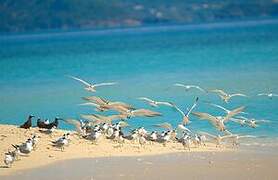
[0,20,278,137]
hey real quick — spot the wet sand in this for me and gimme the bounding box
[2,150,278,180]
[0,124,228,176]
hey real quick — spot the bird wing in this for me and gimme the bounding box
[230,93,247,97]
[230,118,243,124]
[62,119,82,133]
[209,89,227,96]
[153,122,172,130]
[173,105,185,117]
[132,109,162,117]
[257,93,268,96]
[82,96,109,105]
[198,131,217,139]
[177,124,191,132]
[68,75,91,87]
[138,97,154,103]
[78,102,100,107]
[174,83,187,88]
[190,85,206,92]
[223,106,245,122]
[118,121,129,127]
[109,101,135,110]
[80,114,102,124]
[192,112,218,124]
[156,101,175,107]
[185,97,199,116]
[208,103,229,113]
[93,82,117,87]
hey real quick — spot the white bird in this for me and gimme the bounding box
[199,132,231,147]
[68,75,116,92]
[52,134,70,151]
[193,106,245,131]
[173,97,199,125]
[224,134,256,147]
[182,135,192,151]
[149,131,158,142]
[13,139,33,154]
[209,89,247,103]
[174,83,207,93]
[257,93,278,99]
[138,97,175,108]
[4,151,16,168]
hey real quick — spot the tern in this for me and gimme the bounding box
[52,133,70,151]
[83,96,134,110]
[193,106,245,131]
[199,132,231,147]
[209,89,247,103]
[174,83,207,93]
[4,151,16,168]
[173,97,199,125]
[68,75,116,92]
[137,97,175,108]
[224,133,256,147]
[257,93,278,99]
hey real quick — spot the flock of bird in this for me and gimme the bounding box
[3,75,276,167]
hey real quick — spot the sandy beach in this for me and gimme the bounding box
[0,124,229,176]
[2,150,278,180]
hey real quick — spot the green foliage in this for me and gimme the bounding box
[0,0,278,32]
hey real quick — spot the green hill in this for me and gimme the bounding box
[1,0,278,32]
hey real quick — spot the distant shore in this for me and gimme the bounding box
[0,124,230,176]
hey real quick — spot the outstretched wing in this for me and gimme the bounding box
[223,106,245,122]
[174,83,187,88]
[93,82,117,87]
[68,75,91,87]
[62,119,82,133]
[192,112,218,124]
[230,93,247,97]
[209,89,227,96]
[132,109,162,117]
[185,97,199,116]
[138,97,154,103]
[198,131,217,139]
[156,101,175,107]
[173,105,185,117]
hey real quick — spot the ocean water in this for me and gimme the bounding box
[0,19,278,138]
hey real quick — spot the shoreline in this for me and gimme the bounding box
[3,151,278,180]
[0,124,231,176]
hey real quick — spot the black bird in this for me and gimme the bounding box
[44,117,62,129]
[20,115,35,129]
[37,118,48,129]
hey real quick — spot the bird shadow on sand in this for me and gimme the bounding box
[0,165,9,168]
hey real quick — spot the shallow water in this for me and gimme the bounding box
[0,19,278,138]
